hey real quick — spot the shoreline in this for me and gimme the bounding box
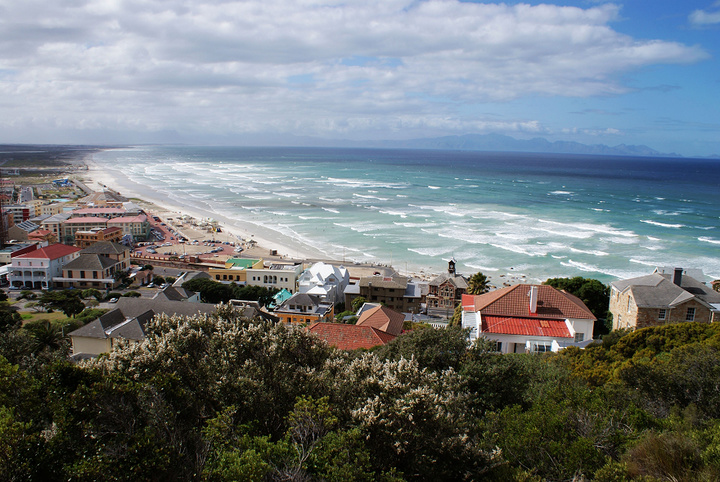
[76,150,560,288]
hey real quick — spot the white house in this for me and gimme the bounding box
[246,262,304,294]
[461,284,596,353]
[9,243,81,290]
[297,262,349,305]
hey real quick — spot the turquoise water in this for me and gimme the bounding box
[93,146,720,283]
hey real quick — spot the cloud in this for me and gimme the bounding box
[689,2,720,26]
[0,0,709,141]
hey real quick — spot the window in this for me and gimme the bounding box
[531,341,552,353]
[658,309,666,320]
[686,307,696,322]
[574,333,585,343]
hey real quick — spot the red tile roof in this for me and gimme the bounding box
[108,214,147,223]
[356,305,405,336]
[307,322,396,350]
[72,208,126,215]
[462,284,595,320]
[15,243,80,260]
[481,315,572,338]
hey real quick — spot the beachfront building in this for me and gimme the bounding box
[297,262,349,305]
[71,207,128,219]
[209,258,264,283]
[246,262,303,294]
[53,242,131,290]
[74,226,123,249]
[274,293,334,325]
[610,268,720,330]
[426,259,468,317]
[76,189,129,208]
[68,298,217,358]
[39,212,72,241]
[461,284,596,353]
[346,274,425,314]
[306,322,396,351]
[9,243,81,290]
[61,217,108,244]
[106,214,150,241]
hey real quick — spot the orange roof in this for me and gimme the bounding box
[356,305,405,336]
[15,243,80,260]
[462,284,595,320]
[307,322,396,350]
[481,315,572,338]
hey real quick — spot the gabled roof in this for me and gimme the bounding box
[481,315,572,338]
[63,253,119,271]
[356,305,405,336]
[463,284,595,320]
[429,272,468,289]
[153,286,196,302]
[80,241,130,256]
[307,322,396,350]
[69,298,217,340]
[15,220,39,232]
[612,273,720,308]
[15,243,80,260]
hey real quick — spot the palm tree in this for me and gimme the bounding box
[468,272,490,295]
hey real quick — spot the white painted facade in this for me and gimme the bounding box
[297,262,350,305]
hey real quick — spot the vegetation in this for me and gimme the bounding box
[544,276,612,336]
[2,282,720,480]
[181,278,278,306]
[468,271,490,295]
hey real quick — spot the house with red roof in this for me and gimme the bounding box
[306,322,396,350]
[355,304,405,336]
[9,243,81,290]
[461,284,596,353]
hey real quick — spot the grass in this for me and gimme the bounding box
[19,311,72,325]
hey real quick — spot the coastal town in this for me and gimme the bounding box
[3,148,720,480]
[2,152,719,359]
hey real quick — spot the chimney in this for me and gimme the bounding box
[673,267,683,286]
[529,286,538,314]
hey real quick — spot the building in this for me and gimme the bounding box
[53,242,132,290]
[153,285,201,303]
[0,243,40,266]
[70,207,128,219]
[68,297,218,357]
[297,262,349,305]
[610,268,720,330]
[355,304,405,337]
[246,262,303,293]
[9,243,81,290]
[2,205,31,225]
[74,226,123,249]
[348,274,424,313]
[76,189,129,207]
[39,212,72,241]
[273,293,334,325]
[426,259,468,317]
[306,322,396,350]
[461,284,596,354]
[40,203,65,216]
[61,217,109,244]
[107,214,151,241]
[209,258,264,283]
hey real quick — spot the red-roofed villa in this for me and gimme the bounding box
[9,243,81,290]
[461,284,596,353]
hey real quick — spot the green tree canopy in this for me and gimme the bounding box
[467,271,490,295]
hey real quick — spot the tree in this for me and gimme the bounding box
[39,291,86,318]
[351,296,366,313]
[544,277,611,337]
[468,272,490,295]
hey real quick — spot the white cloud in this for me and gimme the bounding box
[0,0,709,141]
[689,3,720,26]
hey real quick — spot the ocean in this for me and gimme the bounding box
[91,146,720,284]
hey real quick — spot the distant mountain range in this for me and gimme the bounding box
[365,133,681,157]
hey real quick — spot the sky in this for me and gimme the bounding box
[0,0,719,157]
